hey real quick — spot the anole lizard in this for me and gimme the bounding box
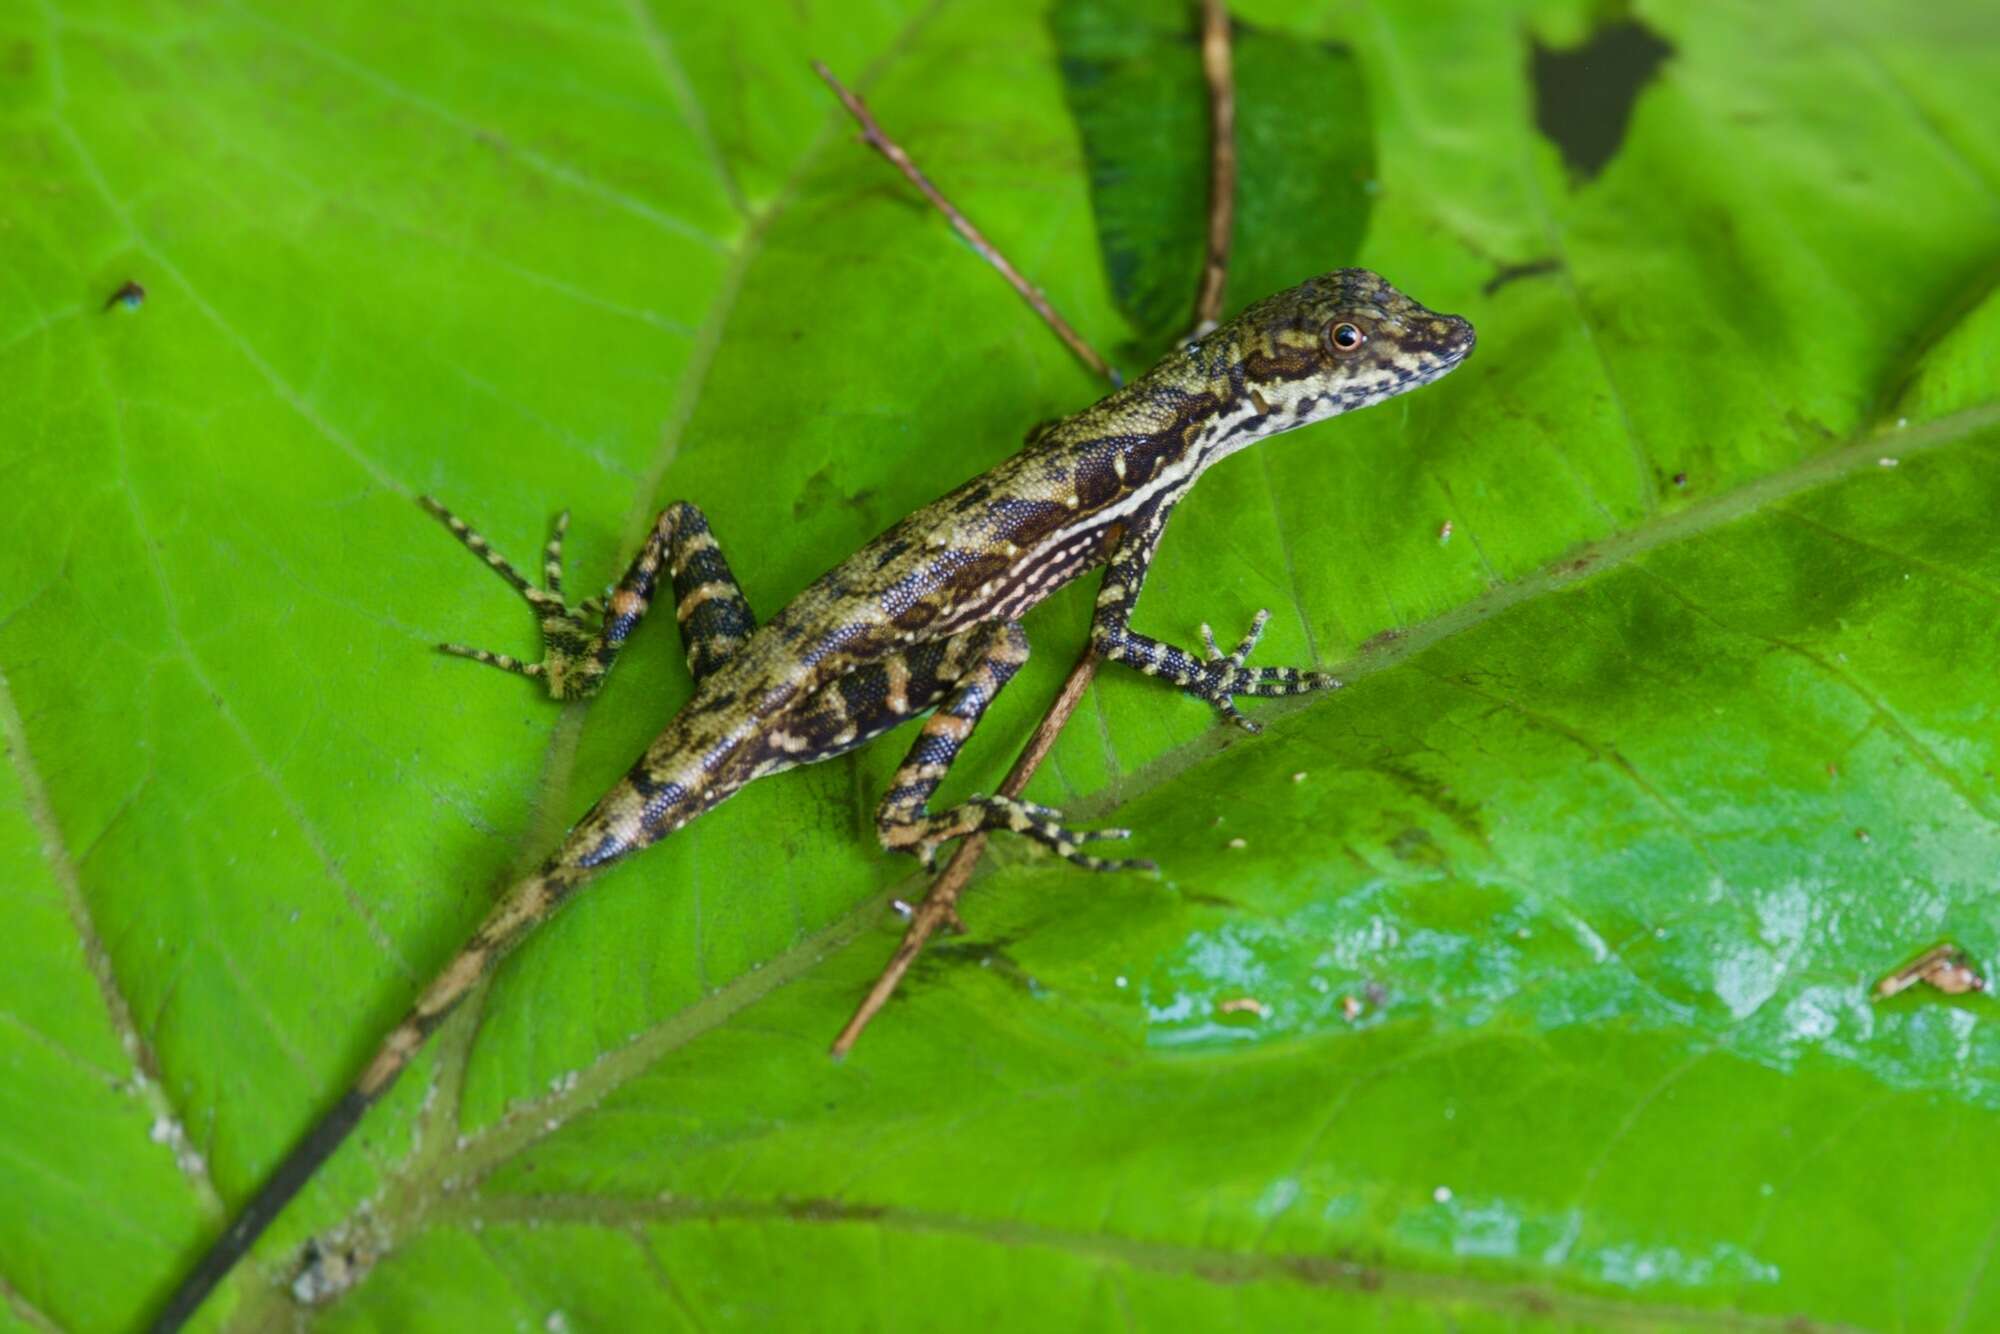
[151,268,1473,1329]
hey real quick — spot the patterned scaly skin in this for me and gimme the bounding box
[150,269,1473,1331]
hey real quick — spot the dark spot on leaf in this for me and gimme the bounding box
[1371,759,1486,848]
[103,279,146,312]
[1481,256,1563,296]
[1530,17,1673,182]
[1386,825,1445,868]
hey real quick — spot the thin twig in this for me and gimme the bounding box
[830,643,1098,1057]
[811,61,1119,387]
[825,7,1237,1055]
[1192,0,1237,332]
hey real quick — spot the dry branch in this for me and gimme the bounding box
[818,8,1238,1053]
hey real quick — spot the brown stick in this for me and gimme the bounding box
[831,642,1099,1058]
[825,7,1237,1056]
[811,61,1119,387]
[1192,0,1237,331]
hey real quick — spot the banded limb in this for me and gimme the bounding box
[871,622,1151,872]
[422,497,757,699]
[1089,505,1339,733]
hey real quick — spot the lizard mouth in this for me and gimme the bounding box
[1428,313,1478,366]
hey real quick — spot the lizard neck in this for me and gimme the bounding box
[1035,333,1270,511]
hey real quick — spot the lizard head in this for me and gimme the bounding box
[1191,268,1474,445]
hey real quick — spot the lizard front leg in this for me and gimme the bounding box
[1090,504,1340,732]
[422,497,757,699]
[874,622,1151,872]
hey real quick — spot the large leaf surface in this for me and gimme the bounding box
[3,1,1998,1330]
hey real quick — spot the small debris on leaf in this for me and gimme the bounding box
[1878,457,1899,468]
[1340,994,1364,1022]
[148,1113,206,1177]
[1437,520,1453,544]
[1218,996,1268,1018]
[1291,771,1307,783]
[1875,944,1986,1000]
[1226,836,1247,850]
[1672,471,1688,487]
[1432,1185,1453,1204]
[102,279,146,311]
[1854,827,1871,844]
[292,1237,375,1306]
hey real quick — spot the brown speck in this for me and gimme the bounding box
[1826,762,1838,779]
[1875,944,1987,1000]
[1340,994,1364,1022]
[1672,471,1688,487]
[1359,627,1406,654]
[1437,520,1453,544]
[1854,827,1871,844]
[103,279,145,311]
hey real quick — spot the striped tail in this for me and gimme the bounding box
[146,861,590,1332]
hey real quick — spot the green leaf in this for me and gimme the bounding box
[4,1,1998,1331]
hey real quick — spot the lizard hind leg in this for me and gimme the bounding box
[874,622,1154,873]
[651,501,757,684]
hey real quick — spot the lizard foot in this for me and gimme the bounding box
[422,496,613,701]
[896,795,1155,873]
[1188,609,1340,733]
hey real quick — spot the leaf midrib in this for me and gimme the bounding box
[1074,399,2000,822]
[274,397,1999,1327]
[437,1193,1870,1333]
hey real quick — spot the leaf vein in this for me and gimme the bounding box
[620,0,749,219]
[225,1,730,253]
[0,665,225,1216]
[1634,564,2000,829]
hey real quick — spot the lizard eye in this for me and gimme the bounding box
[1327,321,1366,355]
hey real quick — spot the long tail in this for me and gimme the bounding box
[146,861,591,1332]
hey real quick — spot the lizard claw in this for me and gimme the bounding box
[1200,609,1270,667]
